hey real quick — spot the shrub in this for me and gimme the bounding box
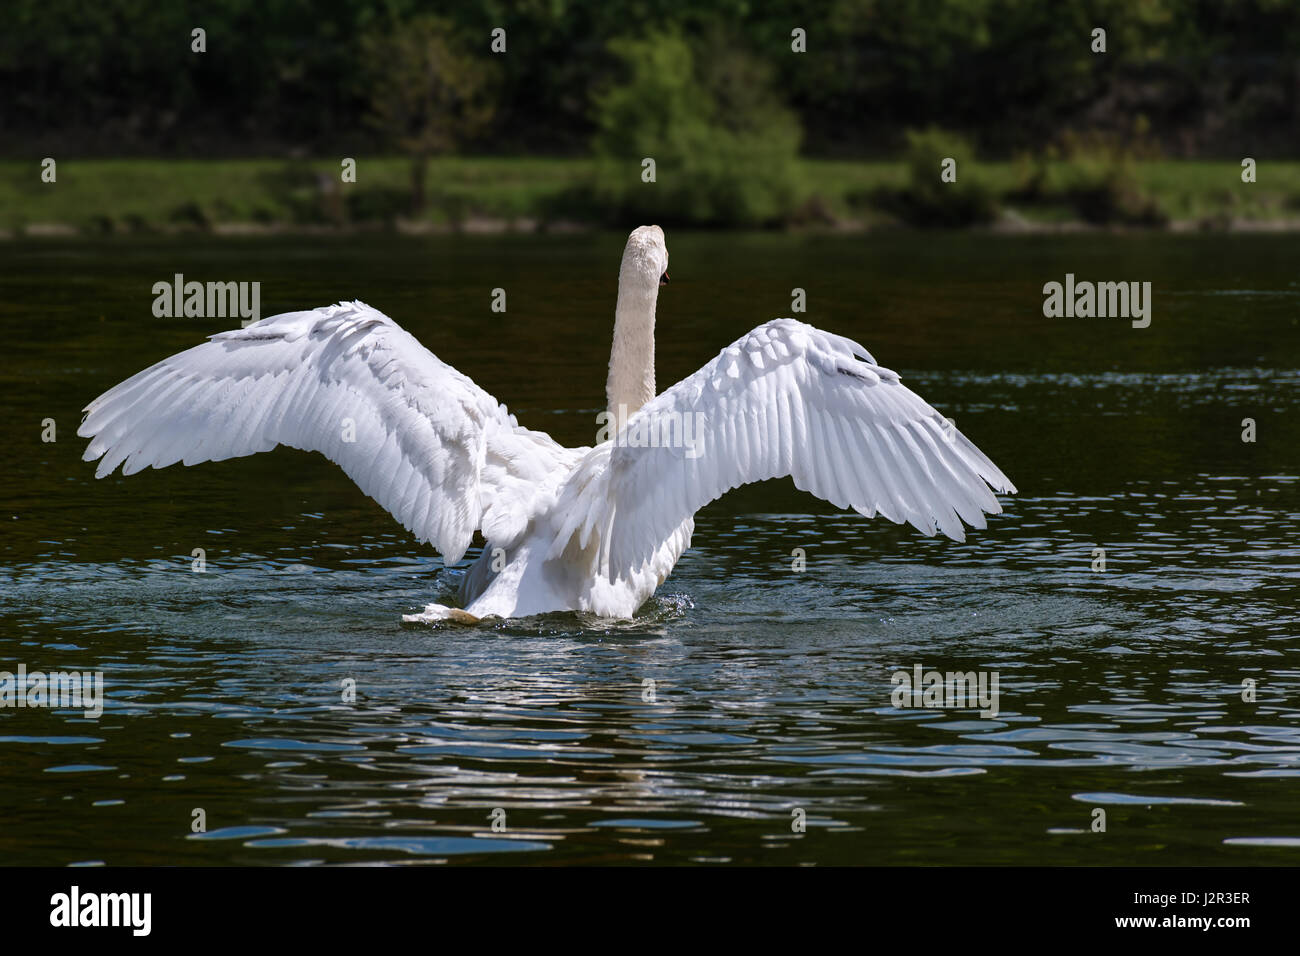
[345,186,410,223]
[589,32,802,227]
[167,200,211,229]
[1054,131,1167,226]
[872,127,998,227]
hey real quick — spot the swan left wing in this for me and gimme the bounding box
[78,301,571,563]
[552,319,1015,581]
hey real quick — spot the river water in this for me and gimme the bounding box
[1,231,1297,864]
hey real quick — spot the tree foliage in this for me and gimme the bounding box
[360,15,496,212]
[589,31,802,226]
[3,0,1299,158]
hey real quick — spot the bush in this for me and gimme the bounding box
[167,200,211,229]
[1054,131,1167,226]
[872,128,998,227]
[1005,130,1168,227]
[259,162,342,224]
[346,186,410,223]
[589,32,802,227]
[1007,151,1050,203]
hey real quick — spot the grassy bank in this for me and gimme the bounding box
[3,157,1299,235]
[0,158,594,234]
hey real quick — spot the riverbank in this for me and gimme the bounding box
[4,157,1298,237]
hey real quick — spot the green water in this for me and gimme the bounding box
[1,231,1298,865]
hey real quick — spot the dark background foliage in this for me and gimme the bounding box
[4,0,1298,159]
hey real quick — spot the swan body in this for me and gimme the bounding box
[79,226,1015,621]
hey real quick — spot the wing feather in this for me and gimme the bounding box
[79,301,573,563]
[553,318,1015,580]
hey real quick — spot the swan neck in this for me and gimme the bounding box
[606,285,656,427]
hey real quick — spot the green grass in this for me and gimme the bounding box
[1133,160,1300,221]
[0,157,598,232]
[2,157,1298,233]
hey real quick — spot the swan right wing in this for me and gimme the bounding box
[550,319,1015,581]
[78,301,572,563]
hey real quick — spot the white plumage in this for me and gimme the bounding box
[79,225,1015,621]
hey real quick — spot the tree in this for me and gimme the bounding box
[361,15,496,214]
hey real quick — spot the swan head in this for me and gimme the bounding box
[619,225,670,295]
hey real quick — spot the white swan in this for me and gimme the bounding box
[79,225,1015,622]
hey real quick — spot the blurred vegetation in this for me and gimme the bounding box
[868,128,999,227]
[585,31,802,226]
[6,0,1299,159]
[4,0,1300,229]
[6,156,1300,236]
[360,15,497,215]
[1009,127,1168,226]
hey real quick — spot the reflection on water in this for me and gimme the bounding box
[1,232,1298,865]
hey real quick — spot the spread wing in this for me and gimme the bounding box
[550,319,1015,580]
[78,301,574,562]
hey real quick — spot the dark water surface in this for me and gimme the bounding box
[1,232,1297,865]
